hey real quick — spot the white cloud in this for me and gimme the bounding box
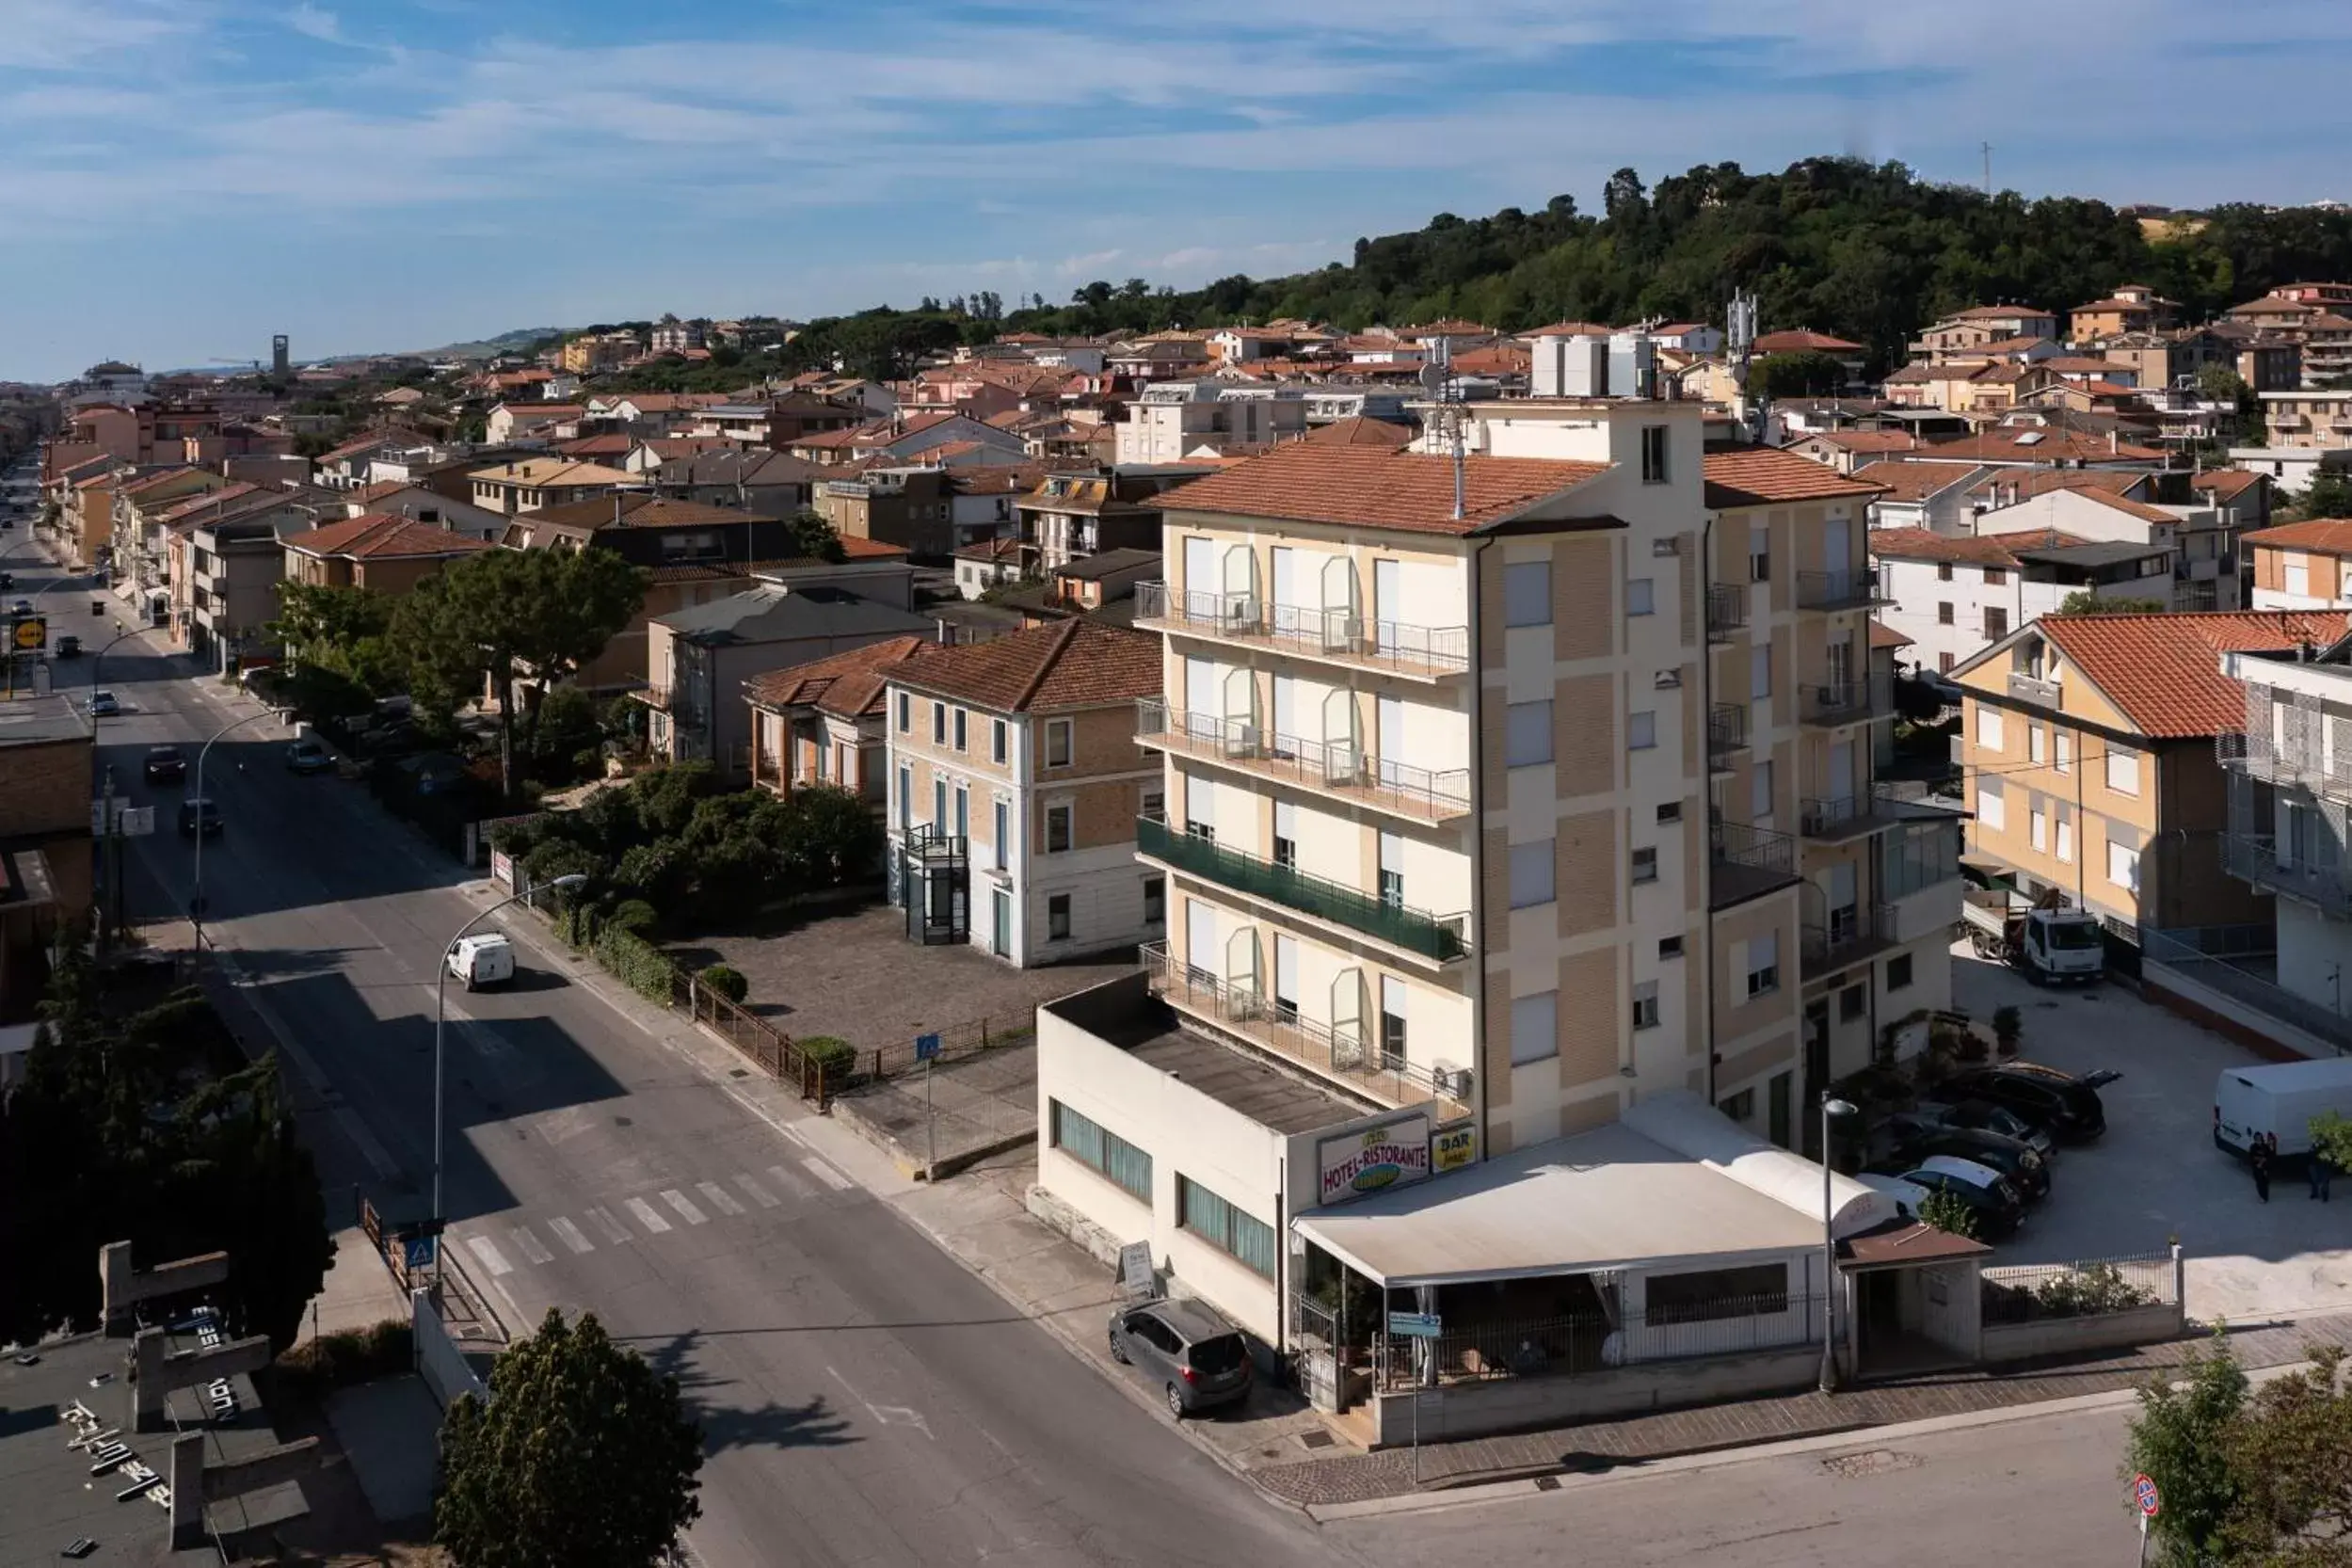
[287,4,341,43]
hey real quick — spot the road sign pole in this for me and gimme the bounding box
[926,1054,936,1177]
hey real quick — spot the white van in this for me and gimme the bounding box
[2214,1059,2352,1159]
[446,933,516,991]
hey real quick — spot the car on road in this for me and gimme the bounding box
[1108,1298,1253,1418]
[142,744,186,784]
[8,598,30,616]
[445,932,516,991]
[1881,1112,2052,1201]
[54,633,79,658]
[285,736,336,774]
[0,571,13,590]
[1882,1155,2026,1238]
[86,690,120,716]
[1941,1063,2117,1144]
[177,796,224,838]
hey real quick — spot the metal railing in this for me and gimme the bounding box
[2144,924,2352,1055]
[1979,1254,2175,1324]
[1135,813,1470,962]
[1134,583,1472,676]
[903,824,968,866]
[2217,729,2352,801]
[1134,698,1471,821]
[1371,1292,1822,1391]
[1140,942,1466,1114]
[1711,817,1796,875]
[1705,583,1748,639]
[1802,902,1894,969]
[1795,567,1886,612]
[2222,830,2352,918]
[1706,702,1748,765]
[1800,673,1891,726]
[1800,793,1880,838]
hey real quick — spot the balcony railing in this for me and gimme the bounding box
[1800,674,1892,727]
[1140,942,1468,1116]
[1802,903,1896,971]
[1795,568,1888,612]
[1133,583,1470,677]
[2223,831,2352,918]
[2217,729,2352,801]
[1706,583,1748,640]
[1136,812,1469,963]
[1709,817,1801,908]
[1707,702,1749,769]
[2008,671,2062,706]
[1135,698,1471,822]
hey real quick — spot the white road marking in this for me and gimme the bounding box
[778,1124,808,1148]
[733,1172,781,1208]
[508,1225,555,1265]
[826,1366,934,1440]
[583,1206,632,1244]
[465,1236,512,1277]
[624,1196,673,1235]
[768,1163,815,1199]
[696,1180,745,1217]
[660,1188,710,1225]
[547,1217,594,1255]
[802,1156,854,1192]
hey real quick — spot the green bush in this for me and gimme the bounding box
[593,924,678,1003]
[274,1318,413,1397]
[1917,1188,1979,1240]
[697,964,748,1004]
[798,1034,857,1078]
[608,899,659,936]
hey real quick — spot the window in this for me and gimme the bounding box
[934,777,947,828]
[952,710,968,751]
[1745,931,1780,999]
[1659,935,1686,960]
[1751,644,1772,700]
[1628,711,1657,750]
[1048,893,1072,940]
[1976,782,2006,831]
[1938,601,1955,626]
[1640,424,1670,484]
[1751,759,1774,820]
[2029,725,2045,764]
[1631,845,1658,884]
[2105,746,2141,796]
[1143,875,1164,926]
[1839,983,1867,1021]
[1380,975,1408,1059]
[1939,652,1957,674]
[897,764,912,828]
[991,719,1007,763]
[932,702,947,744]
[1768,1072,1793,1148]
[1627,577,1656,616]
[897,693,910,732]
[1378,831,1404,907]
[1142,787,1164,820]
[1509,840,1555,907]
[1976,707,2004,751]
[1177,1176,1275,1277]
[2108,840,2141,892]
[1984,566,2007,586]
[1050,1101,1150,1202]
[1720,1088,1755,1122]
[2287,561,2311,596]
[1646,1262,1789,1324]
[1272,801,1297,869]
[1046,718,1073,768]
[1937,562,1954,583]
[1046,803,1073,853]
[1886,952,1913,991]
[2056,731,2074,774]
[1656,801,1683,824]
[1632,980,1660,1030]
[1506,700,1553,767]
[2030,808,2047,853]
[993,800,1009,870]
[1984,606,2008,641]
[1510,991,1559,1065]
[1504,561,1551,627]
[2056,816,2074,864]
[1749,520,1770,584]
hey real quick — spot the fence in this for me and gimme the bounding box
[1372,1292,1822,1391]
[1979,1253,2178,1326]
[845,1012,1037,1087]
[2144,925,2352,1056]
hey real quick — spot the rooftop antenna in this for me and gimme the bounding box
[1727,290,1764,440]
[1981,141,1993,197]
[1421,338,1466,520]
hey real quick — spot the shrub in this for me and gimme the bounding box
[697,964,748,1004]
[1916,1188,1979,1240]
[608,899,659,936]
[798,1034,857,1079]
[274,1318,413,1397]
[593,924,677,1003]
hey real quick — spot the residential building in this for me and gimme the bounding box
[651,448,823,516]
[1872,529,2172,673]
[1954,611,2334,943]
[744,635,938,805]
[2260,388,2352,454]
[787,411,1028,470]
[1016,465,1212,574]
[1114,383,1310,464]
[1752,329,1868,383]
[2246,520,2352,611]
[1784,428,1928,473]
[182,508,314,671]
[638,586,938,777]
[559,331,639,375]
[1975,482,2238,611]
[649,316,706,355]
[886,620,1162,966]
[0,696,93,1024]
[280,512,494,596]
[952,535,1025,600]
[1852,460,1987,536]
[483,403,588,444]
[2068,285,2179,342]
[343,483,506,541]
[466,457,635,517]
[812,465,1038,559]
[1909,306,2063,361]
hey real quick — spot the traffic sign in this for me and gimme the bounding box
[405,1235,438,1272]
[1386,1311,1443,1339]
[914,1032,941,1063]
[10,616,43,650]
[2134,1473,2161,1518]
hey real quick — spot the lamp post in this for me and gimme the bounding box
[1819,1095,1858,1395]
[433,874,586,1284]
[188,710,275,951]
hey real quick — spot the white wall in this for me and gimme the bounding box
[2277,898,2352,1016]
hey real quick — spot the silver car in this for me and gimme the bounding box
[1107,1298,1253,1418]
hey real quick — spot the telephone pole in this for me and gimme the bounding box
[1981,142,1993,197]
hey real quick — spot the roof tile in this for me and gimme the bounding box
[888,619,1159,712]
[1154,442,1605,535]
[1702,447,1886,508]
[2035,612,2351,738]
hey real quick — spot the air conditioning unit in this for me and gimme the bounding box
[1654,670,1683,690]
[1652,536,1682,557]
[1432,1064,1474,1102]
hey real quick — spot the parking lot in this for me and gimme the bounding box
[1947,940,2352,1322]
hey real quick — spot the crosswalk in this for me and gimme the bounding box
[458,1160,853,1278]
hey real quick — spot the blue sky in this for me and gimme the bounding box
[4,0,2350,382]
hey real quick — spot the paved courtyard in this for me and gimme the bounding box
[1948,940,2352,1322]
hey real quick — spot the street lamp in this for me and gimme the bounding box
[432,874,587,1283]
[188,710,276,950]
[1819,1095,1858,1395]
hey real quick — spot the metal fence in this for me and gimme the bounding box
[851,1011,1037,1085]
[1979,1253,2177,1325]
[2144,925,2352,1056]
[668,970,835,1102]
[1372,1292,1821,1391]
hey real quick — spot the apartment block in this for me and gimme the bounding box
[2247,519,2352,611]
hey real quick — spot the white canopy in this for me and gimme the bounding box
[1623,1090,1897,1240]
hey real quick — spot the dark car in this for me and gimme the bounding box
[285,737,335,774]
[1108,1298,1253,1418]
[1941,1063,2117,1144]
[1914,1097,2056,1158]
[176,796,223,838]
[54,633,79,658]
[143,744,186,784]
[0,571,12,590]
[1883,1112,2052,1201]
[1890,1156,2028,1238]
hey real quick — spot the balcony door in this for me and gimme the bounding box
[1829,737,1855,816]
[1186,899,1219,987]
[1373,559,1400,656]
[1376,694,1404,788]
[1824,516,1851,590]
[1825,859,1858,941]
[1271,546,1300,637]
[1273,934,1300,1022]
[1185,654,1218,742]
[1184,536,1216,620]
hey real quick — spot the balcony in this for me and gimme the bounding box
[2217,729,2352,801]
[1135,698,1471,824]
[1707,702,1749,773]
[1709,818,1802,909]
[1800,674,1892,728]
[1803,903,1898,973]
[1795,568,1889,613]
[1133,583,1470,681]
[1140,942,1470,1118]
[2224,831,2352,918]
[1136,813,1469,964]
[1705,583,1748,642]
[2007,671,2062,705]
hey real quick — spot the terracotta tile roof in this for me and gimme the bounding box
[154,482,260,521]
[1866,526,2088,567]
[2036,611,2352,738]
[2244,518,2352,555]
[2191,470,2266,501]
[1753,329,1864,354]
[644,561,757,585]
[524,494,756,531]
[1300,415,1415,450]
[282,513,496,561]
[1802,429,1921,452]
[1152,442,1606,536]
[954,536,1024,564]
[835,536,911,560]
[1703,447,1887,509]
[353,478,413,504]
[887,619,1159,713]
[118,466,201,496]
[744,635,939,719]
[1924,429,2167,464]
[1963,467,2149,504]
[2072,488,2180,525]
[1869,621,1912,649]
[1946,305,2054,321]
[1851,459,1982,503]
[1519,320,1619,337]
[466,457,635,488]
[559,433,634,457]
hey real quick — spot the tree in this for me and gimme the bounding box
[2216,1345,2352,1565]
[1746,350,1852,400]
[436,1308,703,1568]
[2296,472,2352,522]
[2129,1333,2250,1567]
[787,508,847,563]
[1914,1188,1979,1240]
[2057,591,2168,615]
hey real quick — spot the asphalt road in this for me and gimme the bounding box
[5,526,1338,1568]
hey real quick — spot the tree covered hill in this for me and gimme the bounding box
[782,156,2352,380]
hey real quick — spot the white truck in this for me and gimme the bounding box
[2214,1059,2352,1160]
[1960,887,2105,985]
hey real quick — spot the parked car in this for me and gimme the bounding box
[8,598,31,616]
[285,737,335,774]
[142,744,186,784]
[86,690,119,716]
[445,933,516,991]
[1882,1112,2052,1201]
[176,796,223,838]
[1886,1155,2026,1238]
[54,633,79,658]
[1858,1171,1932,1219]
[1912,1097,2056,1159]
[1107,1298,1254,1418]
[1942,1063,2117,1144]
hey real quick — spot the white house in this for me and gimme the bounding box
[1871,528,2175,674]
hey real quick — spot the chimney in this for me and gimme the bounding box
[2109,429,2119,455]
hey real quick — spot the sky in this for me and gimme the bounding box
[3,0,2351,382]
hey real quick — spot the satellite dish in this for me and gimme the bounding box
[1418,360,1445,392]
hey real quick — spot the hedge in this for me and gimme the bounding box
[798,1035,857,1078]
[274,1318,414,1398]
[697,964,748,1004]
[594,923,679,1003]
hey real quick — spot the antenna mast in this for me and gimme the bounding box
[1427,337,1465,520]
[1981,141,1993,196]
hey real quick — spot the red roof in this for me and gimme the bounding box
[1753,329,1864,354]
[744,635,939,719]
[1154,442,1605,536]
[1300,415,1414,450]
[2244,518,2352,555]
[888,619,1160,712]
[1703,448,1886,508]
[281,513,495,561]
[1850,459,1982,503]
[1803,429,1920,453]
[1867,526,2093,567]
[2192,470,2267,502]
[1869,621,1912,650]
[2035,612,2352,738]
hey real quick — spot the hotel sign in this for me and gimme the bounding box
[1318,1112,1432,1207]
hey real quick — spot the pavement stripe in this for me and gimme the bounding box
[696,1180,746,1217]
[733,1172,781,1209]
[660,1188,711,1225]
[548,1217,594,1255]
[465,1236,512,1277]
[508,1225,555,1266]
[624,1196,673,1235]
[767,1163,815,1199]
[583,1206,632,1244]
[802,1156,855,1192]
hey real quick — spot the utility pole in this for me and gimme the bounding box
[1981,142,1993,197]
[96,767,115,954]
